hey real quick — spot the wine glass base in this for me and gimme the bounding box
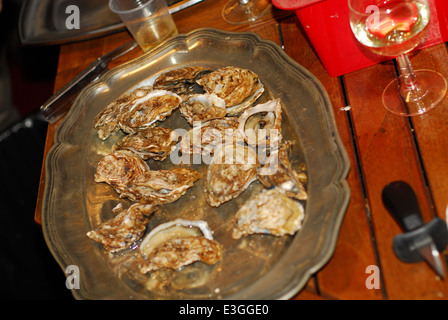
[222,0,272,25]
[382,70,448,117]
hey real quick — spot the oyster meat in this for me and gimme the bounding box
[179,93,227,125]
[93,88,182,139]
[180,117,241,156]
[205,143,259,207]
[87,202,157,252]
[196,66,264,116]
[128,167,200,204]
[153,66,212,95]
[258,141,307,200]
[113,126,178,161]
[139,219,223,273]
[232,189,305,239]
[238,98,282,148]
[94,150,149,200]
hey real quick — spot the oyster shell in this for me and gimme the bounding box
[232,189,305,239]
[258,141,307,201]
[93,88,182,139]
[205,143,259,207]
[153,66,212,95]
[238,98,282,148]
[196,66,264,116]
[113,126,178,161]
[179,93,227,125]
[118,89,182,134]
[87,202,157,252]
[94,150,149,200]
[179,117,241,156]
[94,86,153,140]
[127,167,200,204]
[139,219,223,273]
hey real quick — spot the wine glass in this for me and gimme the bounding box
[222,0,272,25]
[348,0,447,116]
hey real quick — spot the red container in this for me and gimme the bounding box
[273,0,448,77]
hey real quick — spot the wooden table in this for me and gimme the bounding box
[35,0,448,300]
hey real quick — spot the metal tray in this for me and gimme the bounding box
[19,0,204,46]
[42,28,350,300]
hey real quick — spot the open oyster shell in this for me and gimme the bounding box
[153,66,212,95]
[258,141,308,201]
[232,189,305,239]
[205,143,259,207]
[113,126,178,161]
[87,202,157,252]
[139,219,223,274]
[179,93,227,125]
[238,98,283,148]
[196,66,264,116]
[93,88,182,139]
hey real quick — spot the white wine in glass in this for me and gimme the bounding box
[222,0,272,25]
[349,0,447,116]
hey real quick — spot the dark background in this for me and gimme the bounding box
[0,0,74,300]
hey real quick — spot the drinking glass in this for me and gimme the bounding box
[222,0,271,25]
[348,0,447,116]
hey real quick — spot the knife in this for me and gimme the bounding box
[40,40,139,124]
[382,181,447,278]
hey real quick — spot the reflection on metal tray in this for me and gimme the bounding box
[42,28,350,300]
[19,0,204,46]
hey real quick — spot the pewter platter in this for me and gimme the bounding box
[42,28,350,300]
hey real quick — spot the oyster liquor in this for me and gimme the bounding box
[179,304,269,316]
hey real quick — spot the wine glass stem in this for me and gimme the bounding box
[396,54,421,100]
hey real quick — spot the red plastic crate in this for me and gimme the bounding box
[273,0,448,77]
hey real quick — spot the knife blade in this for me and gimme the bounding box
[40,40,139,124]
[382,181,446,278]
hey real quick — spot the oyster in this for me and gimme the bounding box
[232,189,305,239]
[238,98,282,148]
[205,143,259,207]
[139,219,223,273]
[128,167,200,204]
[118,89,182,134]
[93,88,182,139]
[180,117,241,156]
[94,150,149,200]
[196,66,264,116]
[179,93,227,125]
[153,66,212,95]
[87,202,157,252]
[113,126,178,161]
[94,86,153,140]
[258,141,307,201]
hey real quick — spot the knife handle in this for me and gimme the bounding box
[382,180,425,232]
[40,58,108,124]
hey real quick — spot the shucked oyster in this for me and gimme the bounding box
[179,93,227,125]
[205,143,259,207]
[232,189,305,239]
[139,219,223,273]
[180,117,241,156]
[258,141,307,201]
[238,99,282,148]
[93,88,182,139]
[127,167,200,204]
[153,66,212,95]
[113,126,178,161]
[94,150,149,200]
[87,202,157,252]
[197,66,264,116]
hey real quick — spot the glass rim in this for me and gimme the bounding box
[109,0,157,15]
